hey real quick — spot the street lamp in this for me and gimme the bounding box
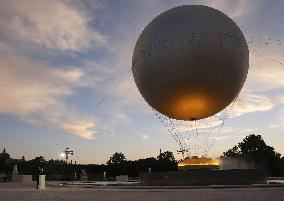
[62,148,73,163]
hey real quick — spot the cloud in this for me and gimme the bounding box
[232,92,274,117]
[0,43,96,139]
[202,0,255,20]
[0,0,107,52]
[113,112,130,124]
[51,68,84,83]
[0,56,69,115]
[61,120,96,139]
[245,43,284,92]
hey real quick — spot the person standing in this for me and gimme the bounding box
[36,167,43,189]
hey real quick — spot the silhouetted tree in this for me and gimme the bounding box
[157,151,177,171]
[0,148,12,174]
[106,152,127,177]
[222,134,282,175]
[107,152,126,164]
[222,145,241,159]
[127,157,159,177]
[157,151,175,161]
[30,156,46,177]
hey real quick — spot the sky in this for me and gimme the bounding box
[0,0,284,164]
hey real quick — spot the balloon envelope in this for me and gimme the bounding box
[132,5,249,120]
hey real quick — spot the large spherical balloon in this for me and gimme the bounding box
[132,5,249,120]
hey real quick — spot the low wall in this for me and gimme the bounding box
[11,175,33,183]
[116,175,128,182]
[139,169,266,186]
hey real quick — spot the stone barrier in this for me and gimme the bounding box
[11,175,33,183]
[139,169,266,186]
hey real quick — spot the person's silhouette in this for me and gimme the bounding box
[36,167,43,189]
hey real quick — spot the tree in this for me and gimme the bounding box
[157,151,175,161]
[32,156,46,166]
[222,145,241,159]
[106,152,127,177]
[157,151,177,171]
[107,152,126,165]
[0,148,11,174]
[222,134,282,175]
[30,156,46,176]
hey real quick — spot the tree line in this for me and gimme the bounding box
[0,150,177,180]
[1,134,284,181]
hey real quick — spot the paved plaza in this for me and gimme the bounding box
[0,187,283,201]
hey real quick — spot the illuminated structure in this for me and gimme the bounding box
[178,157,220,170]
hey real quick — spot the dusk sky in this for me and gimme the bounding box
[0,0,284,164]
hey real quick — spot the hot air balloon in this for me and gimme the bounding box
[132,5,249,121]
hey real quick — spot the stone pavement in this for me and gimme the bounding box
[0,187,283,201]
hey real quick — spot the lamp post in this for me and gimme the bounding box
[62,148,74,164]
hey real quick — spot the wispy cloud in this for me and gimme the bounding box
[61,120,96,139]
[0,0,107,52]
[246,44,284,92]
[202,0,255,20]
[232,92,274,117]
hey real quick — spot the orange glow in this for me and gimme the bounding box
[178,158,220,167]
[165,91,213,120]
